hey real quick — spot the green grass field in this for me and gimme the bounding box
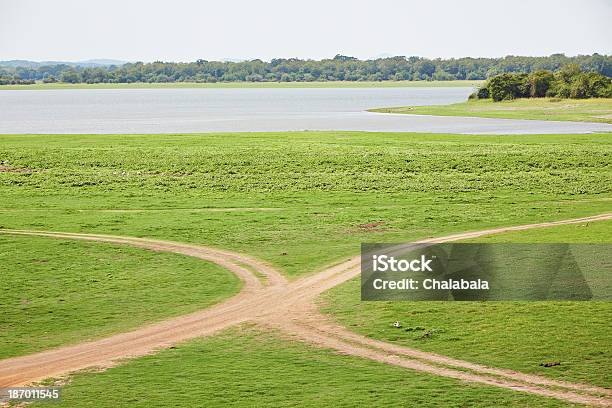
[1,132,610,278]
[0,235,241,359]
[1,131,610,401]
[29,326,577,408]
[322,220,612,387]
[0,80,481,90]
[370,98,612,123]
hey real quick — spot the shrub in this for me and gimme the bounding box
[527,70,554,97]
[556,63,582,85]
[469,84,490,100]
[486,65,611,100]
[477,86,490,99]
[570,74,591,98]
[488,73,529,101]
[584,72,612,98]
[566,72,611,98]
[59,70,82,84]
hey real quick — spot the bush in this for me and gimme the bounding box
[484,65,611,101]
[583,72,612,98]
[556,63,582,85]
[487,73,529,101]
[477,86,490,99]
[570,74,591,99]
[59,70,82,84]
[527,70,554,97]
[0,76,35,85]
[42,74,57,83]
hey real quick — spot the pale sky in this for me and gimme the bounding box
[1,0,610,62]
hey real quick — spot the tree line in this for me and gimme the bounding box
[472,64,612,101]
[1,54,610,85]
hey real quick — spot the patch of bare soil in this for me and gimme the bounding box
[356,221,386,232]
[0,165,32,173]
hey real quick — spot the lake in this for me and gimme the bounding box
[1,87,610,134]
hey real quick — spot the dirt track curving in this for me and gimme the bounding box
[1,213,611,406]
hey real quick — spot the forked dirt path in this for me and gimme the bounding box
[1,213,611,406]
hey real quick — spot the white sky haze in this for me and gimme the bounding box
[0,0,610,62]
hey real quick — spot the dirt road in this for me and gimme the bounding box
[1,213,611,406]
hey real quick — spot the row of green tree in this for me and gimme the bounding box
[471,64,612,101]
[1,54,610,85]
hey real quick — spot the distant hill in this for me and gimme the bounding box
[0,59,127,68]
[78,59,127,66]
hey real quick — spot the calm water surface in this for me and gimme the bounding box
[0,87,610,134]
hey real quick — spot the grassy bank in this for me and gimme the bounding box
[0,80,481,90]
[30,326,575,408]
[322,220,612,387]
[0,235,241,359]
[370,98,612,123]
